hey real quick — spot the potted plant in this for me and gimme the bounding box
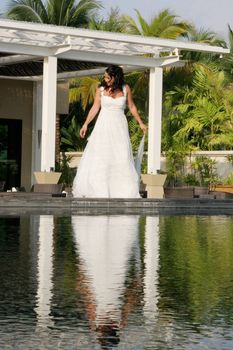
[55,152,76,194]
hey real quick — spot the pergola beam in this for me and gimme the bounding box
[0,56,180,83]
[56,50,180,68]
[0,65,144,81]
[0,54,40,65]
[0,41,51,56]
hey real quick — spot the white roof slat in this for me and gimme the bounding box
[0,19,229,56]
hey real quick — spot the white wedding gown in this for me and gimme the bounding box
[72,86,140,198]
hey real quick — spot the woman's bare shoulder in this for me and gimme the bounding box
[96,86,103,95]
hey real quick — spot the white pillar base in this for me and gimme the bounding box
[141,174,167,198]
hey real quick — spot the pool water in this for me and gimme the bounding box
[0,214,233,349]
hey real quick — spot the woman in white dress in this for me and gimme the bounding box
[72,65,147,198]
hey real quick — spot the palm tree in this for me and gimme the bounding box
[89,7,128,33]
[162,25,229,152]
[71,8,191,110]
[69,76,101,108]
[121,9,192,151]
[220,25,233,81]
[121,9,192,106]
[6,0,102,27]
[123,9,191,38]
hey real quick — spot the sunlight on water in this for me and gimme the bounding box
[0,214,233,349]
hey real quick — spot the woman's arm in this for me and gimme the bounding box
[80,88,101,138]
[126,84,147,134]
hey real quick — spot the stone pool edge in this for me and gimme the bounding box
[0,195,233,215]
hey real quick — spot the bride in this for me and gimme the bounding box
[72,65,147,198]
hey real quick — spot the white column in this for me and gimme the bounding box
[148,67,163,173]
[32,81,43,179]
[41,56,57,171]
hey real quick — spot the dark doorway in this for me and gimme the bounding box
[0,119,22,190]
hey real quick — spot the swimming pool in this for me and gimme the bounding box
[0,214,232,349]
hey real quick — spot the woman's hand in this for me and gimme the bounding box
[80,124,88,138]
[139,122,147,134]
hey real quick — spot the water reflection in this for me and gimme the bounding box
[143,216,160,319]
[34,215,54,328]
[0,214,233,349]
[72,215,142,348]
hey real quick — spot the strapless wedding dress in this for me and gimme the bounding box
[72,86,140,198]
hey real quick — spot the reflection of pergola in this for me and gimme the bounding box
[0,19,229,176]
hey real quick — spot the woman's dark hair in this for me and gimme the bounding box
[101,65,125,92]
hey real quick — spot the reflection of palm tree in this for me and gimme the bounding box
[72,215,141,347]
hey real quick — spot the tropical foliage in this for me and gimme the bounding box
[60,96,94,152]
[182,27,227,62]
[220,25,233,81]
[123,9,190,38]
[163,63,233,151]
[6,0,102,26]
[89,7,127,32]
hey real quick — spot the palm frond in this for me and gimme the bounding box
[134,9,150,35]
[122,14,141,35]
[89,7,127,32]
[69,0,102,27]
[69,76,100,108]
[228,24,233,52]
[6,0,48,22]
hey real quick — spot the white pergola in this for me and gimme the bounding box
[0,19,229,177]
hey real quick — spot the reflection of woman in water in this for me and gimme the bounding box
[72,215,141,348]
